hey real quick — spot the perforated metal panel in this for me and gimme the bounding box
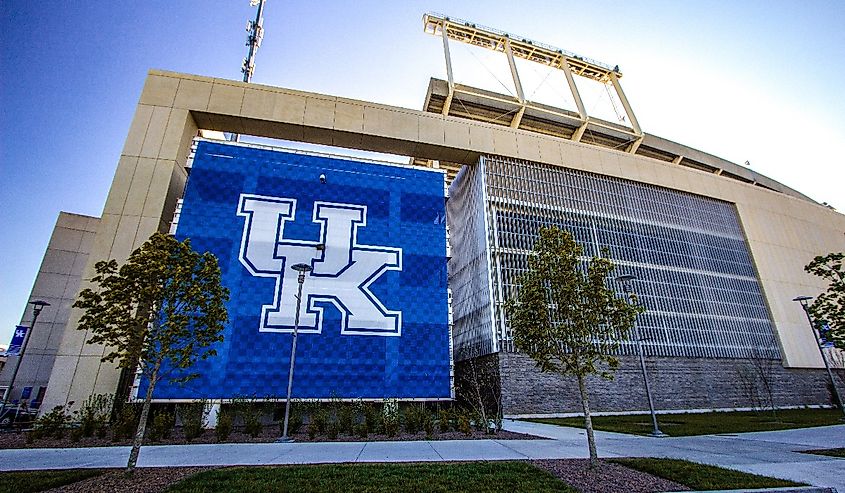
[449,155,780,361]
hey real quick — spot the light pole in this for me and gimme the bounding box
[793,296,845,418]
[617,275,667,437]
[1,300,51,415]
[278,263,313,442]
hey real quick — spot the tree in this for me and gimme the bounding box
[74,232,229,474]
[505,226,640,467]
[805,252,845,350]
[457,356,502,433]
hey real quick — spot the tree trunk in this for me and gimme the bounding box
[126,362,159,475]
[576,374,598,468]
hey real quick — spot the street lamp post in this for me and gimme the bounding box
[792,296,845,418]
[1,300,51,415]
[616,275,667,437]
[278,263,313,443]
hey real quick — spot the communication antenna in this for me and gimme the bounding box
[231,0,267,142]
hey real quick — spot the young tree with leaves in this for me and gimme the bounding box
[805,252,845,350]
[74,232,229,474]
[505,226,640,467]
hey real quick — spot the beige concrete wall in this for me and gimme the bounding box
[1,212,99,406]
[42,69,845,409]
[41,75,197,411]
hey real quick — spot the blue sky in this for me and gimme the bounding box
[2,1,844,345]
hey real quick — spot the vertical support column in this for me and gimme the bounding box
[441,22,455,117]
[561,58,588,142]
[504,39,526,128]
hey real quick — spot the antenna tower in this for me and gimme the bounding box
[232,0,267,142]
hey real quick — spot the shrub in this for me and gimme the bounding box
[244,412,262,437]
[457,410,472,436]
[179,401,207,441]
[312,407,328,434]
[438,409,453,433]
[148,411,175,442]
[96,420,108,439]
[382,400,400,438]
[111,403,139,441]
[424,411,435,438]
[355,422,368,438]
[326,420,339,439]
[403,404,430,434]
[364,404,382,434]
[78,394,113,438]
[70,427,83,442]
[34,405,72,439]
[233,397,264,438]
[338,404,354,435]
[216,410,233,442]
[280,400,303,435]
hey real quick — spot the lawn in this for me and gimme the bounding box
[525,408,843,436]
[0,469,103,493]
[165,462,577,493]
[611,458,804,490]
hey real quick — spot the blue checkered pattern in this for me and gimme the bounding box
[140,142,450,400]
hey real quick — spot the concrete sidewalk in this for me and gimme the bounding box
[0,421,842,492]
[508,420,845,492]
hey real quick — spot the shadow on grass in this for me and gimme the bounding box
[0,469,103,493]
[800,448,845,458]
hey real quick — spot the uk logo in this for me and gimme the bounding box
[237,194,403,336]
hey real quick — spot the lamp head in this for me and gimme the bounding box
[29,300,50,316]
[291,263,313,273]
[792,295,812,304]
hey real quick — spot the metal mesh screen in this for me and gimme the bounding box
[447,163,497,361]
[482,155,780,360]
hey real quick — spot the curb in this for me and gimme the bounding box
[666,487,836,493]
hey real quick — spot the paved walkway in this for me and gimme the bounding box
[1,421,842,491]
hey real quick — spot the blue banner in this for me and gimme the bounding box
[141,141,451,400]
[7,325,28,355]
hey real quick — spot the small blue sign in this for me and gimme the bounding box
[819,323,834,348]
[21,387,33,400]
[7,326,28,355]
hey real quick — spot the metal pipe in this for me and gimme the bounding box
[1,301,50,416]
[279,263,312,442]
[794,296,845,417]
[617,276,666,437]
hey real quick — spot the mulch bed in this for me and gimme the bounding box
[43,467,211,493]
[34,460,693,493]
[533,459,691,493]
[0,426,539,450]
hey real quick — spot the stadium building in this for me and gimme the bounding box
[3,14,844,416]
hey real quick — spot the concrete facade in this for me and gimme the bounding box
[1,212,98,406]
[39,70,845,413]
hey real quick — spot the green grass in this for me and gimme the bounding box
[801,448,845,458]
[166,462,577,493]
[526,408,843,436]
[612,458,804,490]
[0,469,103,493]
